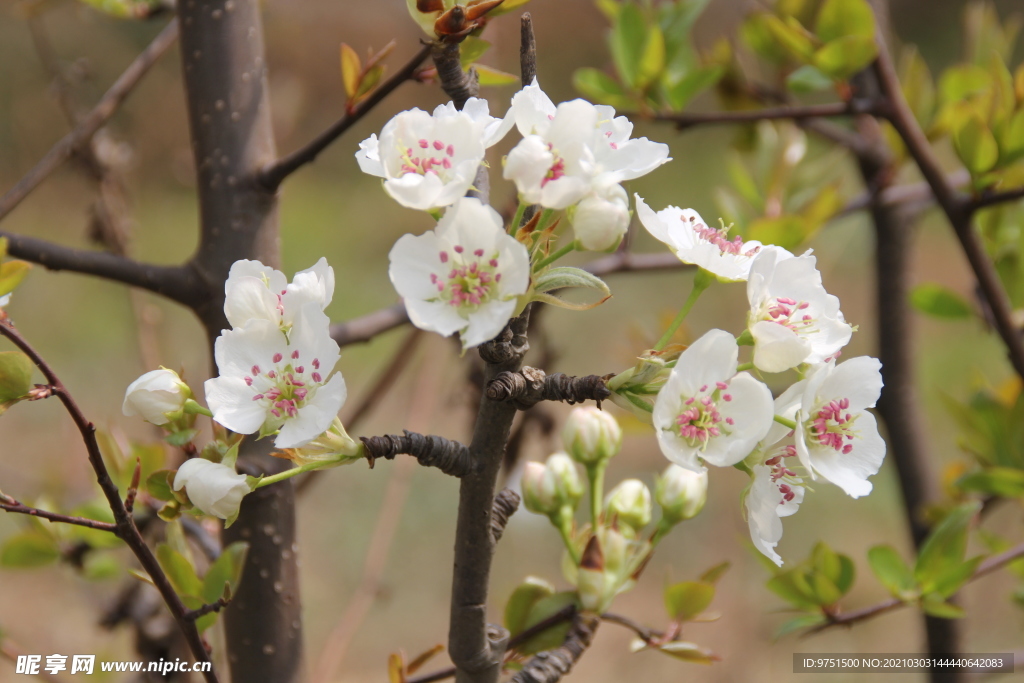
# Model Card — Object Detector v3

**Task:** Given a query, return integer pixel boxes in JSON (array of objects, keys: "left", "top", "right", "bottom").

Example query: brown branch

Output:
[
  {"left": 0, "top": 321, "right": 217, "bottom": 682},
  {"left": 489, "top": 488, "right": 520, "bottom": 543},
  {"left": 872, "top": 41, "right": 1024, "bottom": 378},
  {"left": 599, "top": 612, "right": 662, "bottom": 644},
  {"left": 806, "top": 540, "right": 1024, "bottom": 636},
  {"left": 0, "top": 231, "right": 204, "bottom": 305},
  {"left": 969, "top": 185, "right": 1024, "bottom": 213},
  {"left": 330, "top": 303, "right": 410, "bottom": 347},
  {"left": 258, "top": 43, "right": 433, "bottom": 190},
  {"left": 184, "top": 596, "right": 230, "bottom": 621},
  {"left": 0, "top": 496, "right": 117, "bottom": 533},
  {"left": 647, "top": 101, "right": 878, "bottom": 131},
  {"left": 486, "top": 367, "right": 610, "bottom": 409},
  {"left": 361, "top": 431, "right": 475, "bottom": 477},
  {"left": 508, "top": 613, "right": 600, "bottom": 683},
  {"left": 0, "top": 20, "right": 179, "bottom": 223}
]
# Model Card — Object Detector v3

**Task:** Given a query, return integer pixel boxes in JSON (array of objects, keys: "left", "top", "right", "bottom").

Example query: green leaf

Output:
[
  {"left": 488, "top": 0, "right": 532, "bottom": 17},
  {"left": 931, "top": 556, "right": 983, "bottom": 598},
  {"left": 900, "top": 47, "right": 936, "bottom": 128},
  {"left": 637, "top": 23, "right": 666, "bottom": 90},
  {"left": 533, "top": 267, "right": 611, "bottom": 297},
  {"left": 0, "top": 260, "right": 31, "bottom": 297},
  {"left": 908, "top": 283, "right": 973, "bottom": 319},
  {"left": 740, "top": 13, "right": 790, "bottom": 64},
  {"left": 665, "top": 65, "right": 723, "bottom": 111},
  {"left": 815, "top": 0, "right": 875, "bottom": 43},
  {"left": 766, "top": 570, "right": 818, "bottom": 609},
  {"left": 166, "top": 428, "right": 200, "bottom": 448},
  {"left": 811, "top": 542, "right": 841, "bottom": 585},
  {"left": 920, "top": 594, "right": 965, "bottom": 619},
  {"left": 655, "top": 641, "right": 717, "bottom": 664},
  {"left": 340, "top": 43, "right": 361, "bottom": 99},
  {"left": 182, "top": 595, "right": 218, "bottom": 634},
  {"left": 593, "top": 0, "right": 620, "bottom": 22},
  {"left": 1000, "top": 109, "right": 1024, "bottom": 161},
  {"left": 573, "top": 68, "right": 634, "bottom": 110},
  {"left": 156, "top": 543, "right": 202, "bottom": 597},
  {"left": 67, "top": 502, "right": 119, "bottom": 549},
  {"left": 867, "top": 545, "right": 917, "bottom": 597},
  {"left": 146, "top": 470, "right": 176, "bottom": 502},
  {"left": 0, "top": 531, "right": 59, "bottom": 568},
  {"left": 475, "top": 65, "right": 519, "bottom": 87},
  {"left": 517, "top": 591, "right": 577, "bottom": 655},
  {"left": 202, "top": 541, "right": 249, "bottom": 604},
  {"left": 611, "top": 2, "right": 647, "bottom": 89},
  {"left": 355, "top": 65, "right": 385, "bottom": 100},
  {"left": 763, "top": 15, "right": 816, "bottom": 62},
  {"left": 699, "top": 561, "right": 730, "bottom": 584},
  {"left": 787, "top": 64, "right": 834, "bottom": 93},
  {"left": 460, "top": 37, "right": 491, "bottom": 68},
  {"left": 808, "top": 571, "right": 842, "bottom": 606},
  {"left": 664, "top": 581, "right": 715, "bottom": 621},
  {"left": 813, "top": 35, "right": 878, "bottom": 80},
  {"left": 954, "top": 116, "right": 1000, "bottom": 175},
  {"left": 775, "top": 613, "right": 827, "bottom": 638},
  {"left": 747, "top": 215, "right": 808, "bottom": 251},
  {"left": 956, "top": 467, "right": 1024, "bottom": 497},
  {"left": 914, "top": 502, "right": 980, "bottom": 591},
  {"left": 834, "top": 555, "right": 856, "bottom": 595},
  {"left": 504, "top": 577, "right": 555, "bottom": 637},
  {"left": 938, "top": 64, "right": 992, "bottom": 104},
  {"left": 0, "top": 351, "right": 32, "bottom": 403},
  {"left": 83, "top": 553, "right": 122, "bottom": 581}
]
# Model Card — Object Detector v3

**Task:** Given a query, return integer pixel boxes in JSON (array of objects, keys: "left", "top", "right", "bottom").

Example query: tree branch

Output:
[
  {"left": 0, "top": 321, "right": 217, "bottom": 682},
  {"left": 486, "top": 367, "right": 610, "bottom": 409},
  {"left": 0, "top": 20, "right": 179, "bottom": 223},
  {"left": 360, "top": 431, "right": 476, "bottom": 477},
  {"left": 258, "top": 43, "right": 433, "bottom": 190},
  {"left": 806, "top": 540, "right": 1024, "bottom": 635},
  {"left": 872, "top": 41, "right": 1024, "bottom": 378},
  {"left": 330, "top": 302, "right": 410, "bottom": 347},
  {"left": 0, "top": 495, "right": 118, "bottom": 533},
  {"left": 508, "top": 613, "right": 600, "bottom": 683},
  {"left": 0, "top": 231, "right": 205, "bottom": 305},
  {"left": 489, "top": 488, "right": 520, "bottom": 543},
  {"left": 647, "top": 101, "right": 878, "bottom": 131},
  {"left": 969, "top": 185, "right": 1024, "bottom": 213}
]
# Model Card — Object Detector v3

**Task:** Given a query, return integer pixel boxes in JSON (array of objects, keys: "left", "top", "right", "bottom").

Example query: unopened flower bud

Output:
[
  {"left": 122, "top": 368, "right": 191, "bottom": 426},
  {"left": 522, "top": 453, "right": 584, "bottom": 519},
  {"left": 277, "top": 418, "right": 363, "bottom": 468},
  {"left": 569, "top": 184, "right": 630, "bottom": 252},
  {"left": 173, "top": 459, "right": 253, "bottom": 524},
  {"left": 656, "top": 465, "right": 708, "bottom": 525},
  {"left": 604, "top": 479, "right": 652, "bottom": 531},
  {"left": 562, "top": 406, "right": 622, "bottom": 466}
]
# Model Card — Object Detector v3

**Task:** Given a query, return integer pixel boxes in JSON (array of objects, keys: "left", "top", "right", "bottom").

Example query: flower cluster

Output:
[{"left": 357, "top": 79, "right": 670, "bottom": 349}]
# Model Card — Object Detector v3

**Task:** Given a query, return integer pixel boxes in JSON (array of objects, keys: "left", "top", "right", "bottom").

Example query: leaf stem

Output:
[
  {"left": 653, "top": 270, "right": 712, "bottom": 351},
  {"left": 534, "top": 242, "right": 576, "bottom": 272}
]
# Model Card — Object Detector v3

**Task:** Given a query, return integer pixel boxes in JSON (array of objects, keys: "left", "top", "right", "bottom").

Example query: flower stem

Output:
[
  {"left": 557, "top": 514, "right": 581, "bottom": 565},
  {"left": 587, "top": 462, "right": 607, "bottom": 534},
  {"left": 653, "top": 269, "right": 713, "bottom": 352},
  {"left": 773, "top": 415, "right": 797, "bottom": 430},
  {"left": 509, "top": 200, "right": 527, "bottom": 235},
  {"left": 649, "top": 518, "right": 674, "bottom": 547},
  {"left": 534, "top": 241, "right": 576, "bottom": 271},
  {"left": 254, "top": 461, "right": 324, "bottom": 488},
  {"left": 736, "top": 362, "right": 754, "bottom": 372},
  {"left": 183, "top": 399, "right": 213, "bottom": 417}
]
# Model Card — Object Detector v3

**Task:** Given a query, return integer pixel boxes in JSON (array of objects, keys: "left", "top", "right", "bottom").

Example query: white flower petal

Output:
[
  {"left": 204, "top": 375, "right": 268, "bottom": 435},
  {"left": 275, "top": 372, "right": 347, "bottom": 448},
  {"left": 751, "top": 320, "right": 812, "bottom": 373}
]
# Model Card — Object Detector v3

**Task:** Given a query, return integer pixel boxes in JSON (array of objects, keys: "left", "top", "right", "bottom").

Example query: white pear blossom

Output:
[
  {"left": 653, "top": 329, "right": 774, "bottom": 471},
  {"left": 224, "top": 258, "right": 334, "bottom": 332},
  {"left": 356, "top": 98, "right": 513, "bottom": 211},
  {"left": 774, "top": 357, "right": 886, "bottom": 498},
  {"left": 746, "top": 461, "right": 805, "bottom": 566},
  {"left": 656, "top": 465, "right": 708, "bottom": 523},
  {"left": 636, "top": 195, "right": 764, "bottom": 281},
  {"left": 604, "top": 479, "right": 653, "bottom": 530},
  {"left": 747, "top": 248, "right": 852, "bottom": 373},
  {"left": 122, "top": 368, "right": 191, "bottom": 426},
  {"left": 204, "top": 305, "right": 347, "bottom": 448},
  {"left": 388, "top": 197, "right": 530, "bottom": 349},
  {"left": 569, "top": 182, "right": 631, "bottom": 252},
  {"left": 503, "top": 79, "right": 669, "bottom": 209},
  {"left": 173, "top": 458, "right": 252, "bottom": 522},
  {"left": 562, "top": 405, "right": 622, "bottom": 465}
]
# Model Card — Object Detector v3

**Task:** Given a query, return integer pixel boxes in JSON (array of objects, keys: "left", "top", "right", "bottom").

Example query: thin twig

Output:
[
  {"left": 184, "top": 596, "right": 230, "bottom": 621},
  {"left": 647, "top": 101, "right": 876, "bottom": 130},
  {"left": 0, "top": 20, "right": 179, "bottom": 222},
  {"left": 969, "top": 185, "right": 1024, "bottom": 213},
  {"left": 0, "top": 496, "right": 117, "bottom": 533},
  {"left": 806, "top": 539, "right": 1024, "bottom": 635},
  {"left": 872, "top": 41, "right": 1024, "bottom": 378},
  {"left": 0, "top": 321, "right": 217, "bottom": 682},
  {"left": 259, "top": 43, "right": 433, "bottom": 190}
]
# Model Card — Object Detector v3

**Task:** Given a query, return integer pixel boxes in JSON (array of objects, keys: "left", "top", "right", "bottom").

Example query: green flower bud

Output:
[
  {"left": 604, "top": 479, "right": 652, "bottom": 531},
  {"left": 655, "top": 465, "right": 708, "bottom": 525},
  {"left": 562, "top": 406, "right": 622, "bottom": 465}
]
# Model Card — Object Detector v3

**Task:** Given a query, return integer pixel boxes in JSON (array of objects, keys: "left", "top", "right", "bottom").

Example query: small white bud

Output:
[
  {"left": 604, "top": 479, "right": 652, "bottom": 531},
  {"left": 656, "top": 465, "right": 708, "bottom": 525},
  {"left": 122, "top": 368, "right": 191, "bottom": 426},
  {"left": 562, "top": 406, "right": 622, "bottom": 466}
]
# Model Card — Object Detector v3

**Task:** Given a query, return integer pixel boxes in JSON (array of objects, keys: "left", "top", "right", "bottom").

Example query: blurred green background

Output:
[{"left": 1, "top": 0, "right": 1023, "bottom": 681}]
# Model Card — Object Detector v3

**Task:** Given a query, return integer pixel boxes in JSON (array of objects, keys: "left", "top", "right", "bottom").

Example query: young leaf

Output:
[
  {"left": 920, "top": 594, "right": 966, "bottom": 619},
  {"left": 156, "top": 543, "right": 203, "bottom": 597},
  {"left": 787, "top": 64, "right": 834, "bottom": 93},
  {"left": 665, "top": 65, "right": 723, "bottom": 111},
  {"left": 637, "top": 23, "right": 666, "bottom": 90},
  {"left": 0, "top": 351, "right": 33, "bottom": 403},
  {"left": 664, "top": 581, "right": 715, "bottom": 621},
  {"left": 0, "top": 531, "right": 60, "bottom": 568},
  {"left": 533, "top": 267, "right": 611, "bottom": 296},
  {"left": 611, "top": 2, "right": 647, "bottom": 89},
  {"left": 956, "top": 467, "right": 1024, "bottom": 497},
  {"left": 813, "top": 35, "right": 878, "bottom": 80},
  {"left": 654, "top": 641, "right": 718, "bottom": 664},
  {"left": 954, "top": 116, "right": 999, "bottom": 175},
  {"left": 699, "top": 561, "right": 730, "bottom": 584},
  {"left": 867, "top": 544, "right": 917, "bottom": 598},
  {"left": 202, "top": 541, "right": 250, "bottom": 604},
  {"left": 0, "top": 260, "right": 31, "bottom": 297},
  {"left": 475, "top": 65, "right": 519, "bottom": 87},
  {"left": 775, "top": 613, "right": 827, "bottom": 638},
  {"left": 340, "top": 43, "right": 361, "bottom": 100},
  {"left": 909, "top": 283, "right": 973, "bottom": 319},
  {"left": 815, "top": 0, "right": 875, "bottom": 43},
  {"left": 574, "top": 68, "right": 634, "bottom": 110},
  {"left": 914, "top": 502, "right": 980, "bottom": 591},
  {"left": 930, "top": 556, "right": 983, "bottom": 598},
  {"left": 460, "top": 36, "right": 492, "bottom": 68},
  {"left": 504, "top": 576, "right": 555, "bottom": 637},
  {"left": 516, "top": 591, "right": 577, "bottom": 655}
]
